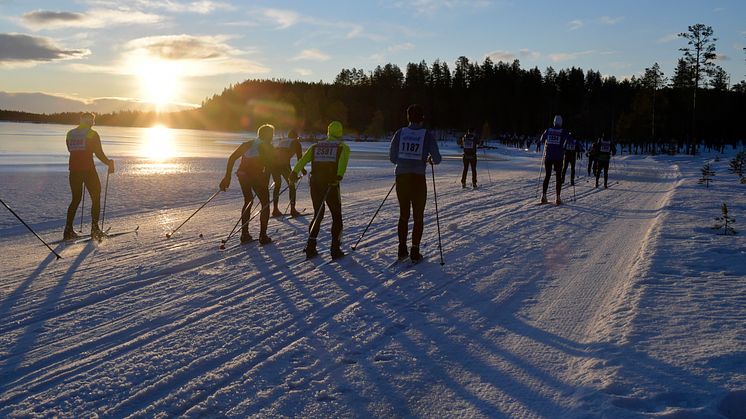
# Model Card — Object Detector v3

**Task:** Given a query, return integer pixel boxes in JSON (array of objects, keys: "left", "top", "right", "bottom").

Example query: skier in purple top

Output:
[{"left": 539, "top": 115, "right": 572, "bottom": 205}]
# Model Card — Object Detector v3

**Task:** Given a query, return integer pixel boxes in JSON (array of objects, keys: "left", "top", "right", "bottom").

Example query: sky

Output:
[{"left": 0, "top": 0, "right": 745, "bottom": 114}]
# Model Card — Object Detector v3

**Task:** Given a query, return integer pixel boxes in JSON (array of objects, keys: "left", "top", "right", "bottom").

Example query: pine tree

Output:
[
  {"left": 713, "top": 203, "right": 737, "bottom": 235},
  {"left": 729, "top": 151, "right": 746, "bottom": 182},
  {"left": 679, "top": 24, "right": 718, "bottom": 155},
  {"left": 698, "top": 162, "right": 715, "bottom": 187}
]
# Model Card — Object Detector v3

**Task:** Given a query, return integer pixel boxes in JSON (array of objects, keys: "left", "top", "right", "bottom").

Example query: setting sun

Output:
[{"left": 135, "top": 59, "right": 181, "bottom": 110}]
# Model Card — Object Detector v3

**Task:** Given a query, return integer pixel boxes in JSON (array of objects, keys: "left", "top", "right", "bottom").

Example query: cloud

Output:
[
  {"left": 519, "top": 48, "right": 541, "bottom": 60},
  {"left": 262, "top": 8, "right": 303, "bottom": 29},
  {"left": 20, "top": 8, "right": 162, "bottom": 30},
  {"left": 291, "top": 48, "right": 330, "bottom": 61},
  {"left": 0, "top": 91, "right": 196, "bottom": 113},
  {"left": 0, "top": 33, "right": 90, "bottom": 67},
  {"left": 568, "top": 19, "right": 583, "bottom": 31},
  {"left": 599, "top": 16, "right": 624, "bottom": 25},
  {"left": 83, "top": 0, "right": 234, "bottom": 14},
  {"left": 547, "top": 50, "right": 596, "bottom": 62},
  {"left": 390, "top": 0, "right": 492, "bottom": 16},
  {"left": 70, "top": 34, "right": 269, "bottom": 76},
  {"left": 487, "top": 50, "right": 515, "bottom": 62},
  {"left": 715, "top": 53, "right": 730, "bottom": 61},
  {"left": 294, "top": 68, "right": 312, "bottom": 76},
  {"left": 656, "top": 33, "right": 679, "bottom": 44},
  {"left": 388, "top": 43, "right": 415, "bottom": 52}
]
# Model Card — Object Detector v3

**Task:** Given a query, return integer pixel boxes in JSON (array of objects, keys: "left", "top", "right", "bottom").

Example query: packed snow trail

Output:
[{"left": 1, "top": 148, "right": 745, "bottom": 418}]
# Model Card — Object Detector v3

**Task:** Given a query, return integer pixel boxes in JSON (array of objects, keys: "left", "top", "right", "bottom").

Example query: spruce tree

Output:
[
  {"left": 713, "top": 203, "right": 737, "bottom": 235},
  {"left": 698, "top": 162, "right": 715, "bottom": 187}
]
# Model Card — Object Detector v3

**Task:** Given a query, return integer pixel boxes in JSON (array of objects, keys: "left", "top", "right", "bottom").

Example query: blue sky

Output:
[{"left": 1, "top": 0, "right": 744, "bottom": 113}]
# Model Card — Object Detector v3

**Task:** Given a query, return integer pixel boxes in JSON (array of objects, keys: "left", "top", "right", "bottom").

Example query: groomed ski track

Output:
[{"left": 1, "top": 151, "right": 744, "bottom": 418}]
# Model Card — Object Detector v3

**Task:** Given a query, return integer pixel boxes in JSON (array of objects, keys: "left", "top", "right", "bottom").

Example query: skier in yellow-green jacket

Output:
[{"left": 290, "top": 121, "right": 350, "bottom": 259}]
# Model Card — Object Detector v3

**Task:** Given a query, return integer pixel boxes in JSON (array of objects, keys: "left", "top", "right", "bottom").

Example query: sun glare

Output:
[
  {"left": 141, "top": 125, "right": 176, "bottom": 161},
  {"left": 136, "top": 59, "right": 181, "bottom": 110}
]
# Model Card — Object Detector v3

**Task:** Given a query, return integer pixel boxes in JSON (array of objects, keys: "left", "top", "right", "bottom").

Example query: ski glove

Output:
[
  {"left": 107, "top": 160, "right": 116, "bottom": 174},
  {"left": 219, "top": 176, "right": 230, "bottom": 191}
]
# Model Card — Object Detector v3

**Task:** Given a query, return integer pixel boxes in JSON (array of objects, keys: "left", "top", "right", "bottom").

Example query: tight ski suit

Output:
[
  {"left": 459, "top": 132, "right": 479, "bottom": 187},
  {"left": 271, "top": 137, "right": 302, "bottom": 212},
  {"left": 65, "top": 124, "right": 112, "bottom": 232},
  {"left": 540, "top": 127, "right": 571, "bottom": 197},
  {"left": 389, "top": 123, "right": 442, "bottom": 253},
  {"left": 594, "top": 139, "right": 616, "bottom": 187},
  {"left": 561, "top": 136, "right": 584, "bottom": 186},
  {"left": 223, "top": 139, "right": 274, "bottom": 239},
  {"left": 292, "top": 128, "right": 350, "bottom": 253}
]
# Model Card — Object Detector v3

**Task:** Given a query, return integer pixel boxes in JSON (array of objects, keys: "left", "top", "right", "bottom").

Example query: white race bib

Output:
[
  {"left": 314, "top": 142, "right": 339, "bottom": 162},
  {"left": 398, "top": 128, "right": 426, "bottom": 160},
  {"left": 546, "top": 134, "right": 561, "bottom": 145},
  {"left": 242, "top": 141, "right": 260, "bottom": 158},
  {"left": 463, "top": 140, "right": 474, "bottom": 149},
  {"left": 67, "top": 136, "right": 87, "bottom": 151},
  {"left": 600, "top": 142, "right": 611, "bottom": 153},
  {"left": 565, "top": 142, "right": 575, "bottom": 151}
]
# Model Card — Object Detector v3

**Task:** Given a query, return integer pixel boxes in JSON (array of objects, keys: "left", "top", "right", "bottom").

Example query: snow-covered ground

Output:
[{"left": 1, "top": 127, "right": 745, "bottom": 417}]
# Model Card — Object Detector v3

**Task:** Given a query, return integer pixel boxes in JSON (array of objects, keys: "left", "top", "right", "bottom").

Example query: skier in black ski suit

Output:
[{"left": 458, "top": 128, "right": 480, "bottom": 188}]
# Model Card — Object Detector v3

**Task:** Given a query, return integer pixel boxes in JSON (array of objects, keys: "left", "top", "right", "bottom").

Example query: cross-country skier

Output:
[
  {"left": 594, "top": 135, "right": 617, "bottom": 188},
  {"left": 539, "top": 115, "right": 571, "bottom": 205},
  {"left": 587, "top": 139, "right": 598, "bottom": 177},
  {"left": 290, "top": 121, "right": 350, "bottom": 259},
  {"left": 389, "top": 104, "right": 442, "bottom": 262},
  {"left": 219, "top": 124, "right": 275, "bottom": 245},
  {"left": 561, "top": 133, "right": 584, "bottom": 186},
  {"left": 458, "top": 128, "right": 480, "bottom": 188},
  {"left": 271, "top": 129, "right": 304, "bottom": 217},
  {"left": 63, "top": 112, "right": 115, "bottom": 241}
]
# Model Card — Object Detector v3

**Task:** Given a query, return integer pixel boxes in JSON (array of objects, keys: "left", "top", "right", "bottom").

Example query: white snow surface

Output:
[{"left": 1, "top": 136, "right": 746, "bottom": 418}]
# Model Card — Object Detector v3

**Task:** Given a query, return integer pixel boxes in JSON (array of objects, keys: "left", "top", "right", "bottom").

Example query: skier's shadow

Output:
[{"left": 0, "top": 242, "right": 95, "bottom": 391}]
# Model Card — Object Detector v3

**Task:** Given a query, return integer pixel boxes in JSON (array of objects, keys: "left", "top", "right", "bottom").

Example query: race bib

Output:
[
  {"left": 242, "top": 141, "right": 260, "bottom": 158},
  {"left": 600, "top": 142, "right": 611, "bottom": 153},
  {"left": 463, "top": 140, "right": 474, "bottom": 149},
  {"left": 398, "top": 128, "right": 426, "bottom": 160},
  {"left": 565, "top": 142, "right": 575, "bottom": 151},
  {"left": 314, "top": 142, "right": 339, "bottom": 162},
  {"left": 67, "top": 136, "right": 87, "bottom": 151},
  {"left": 546, "top": 134, "right": 561, "bottom": 145}
]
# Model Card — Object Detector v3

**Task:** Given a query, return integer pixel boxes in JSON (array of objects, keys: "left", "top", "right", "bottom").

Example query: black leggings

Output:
[
  {"left": 238, "top": 172, "right": 270, "bottom": 236},
  {"left": 66, "top": 170, "right": 101, "bottom": 228},
  {"left": 309, "top": 181, "right": 343, "bottom": 247},
  {"left": 461, "top": 157, "right": 477, "bottom": 184},
  {"left": 396, "top": 173, "right": 426, "bottom": 248},
  {"left": 271, "top": 165, "right": 296, "bottom": 208},
  {"left": 562, "top": 154, "right": 576, "bottom": 185},
  {"left": 542, "top": 160, "right": 562, "bottom": 196},
  {"left": 595, "top": 160, "right": 610, "bottom": 186}
]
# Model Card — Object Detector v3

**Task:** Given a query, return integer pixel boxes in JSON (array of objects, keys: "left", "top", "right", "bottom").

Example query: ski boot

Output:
[
  {"left": 331, "top": 246, "right": 345, "bottom": 260},
  {"left": 410, "top": 246, "right": 423, "bottom": 263},
  {"left": 472, "top": 182, "right": 477, "bottom": 189},
  {"left": 304, "top": 238, "right": 318, "bottom": 258},
  {"left": 63, "top": 225, "right": 79, "bottom": 241},
  {"left": 290, "top": 206, "right": 302, "bottom": 217},
  {"left": 397, "top": 243, "right": 409, "bottom": 260},
  {"left": 240, "top": 231, "right": 253, "bottom": 244},
  {"left": 91, "top": 224, "right": 108, "bottom": 241},
  {"left": 540, "top": 194, "right": 548, "bottom": 204},
  {"left": 461, "top": 182, "right": 466, "bottom": 189},
  {"left": 259, "top": 234, "right": 272, "bottom": 245},
  {"left": 555, "top": 195, "right": 562, "bottom": 205},
  {"left": 271, "top": 207, "right": 283, "bottom": 217}
]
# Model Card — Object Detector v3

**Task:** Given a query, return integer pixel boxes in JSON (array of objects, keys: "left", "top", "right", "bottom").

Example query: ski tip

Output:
[
  {"left": 165, "top": 233, "right": 172, "bottom": 239},
  {"left": 219, "top": 244, "right": 226, "bottom": 250}
]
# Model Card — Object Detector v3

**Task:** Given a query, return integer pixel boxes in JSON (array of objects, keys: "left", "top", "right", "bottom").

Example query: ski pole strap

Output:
[
  {"left": 1, "top": 198, "right": 62, "bottom": 259},
  {"left": 352, "top": 181, "right": 395, "bottom": 250}
]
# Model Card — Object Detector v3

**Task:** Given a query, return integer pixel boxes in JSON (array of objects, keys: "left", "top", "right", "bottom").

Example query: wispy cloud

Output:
[
  {"left": 599, "top": 15, "right": 624, "bottom": 25},
  {"left": 83, "top": 0, "right": 234, "bottom": 14},
  {"left": 294, "top": 68, "right": 312, "bottom": 76},
  {"left": 70, "top": 34, "right": 268, "bottom": 76},
  {"left": 568, "top": 19, "right": 583, "bottom": 31},
  {"left": 261, "top": 8, "right": 302, "bottom": 29},
  {"left": 259, "top": 8, "right": 384, "bottom": 42},
  {"left": 0, "top": 33, "right": 90, "bottom": 68},
  {"left": 656, "top": 33, "right": 679, "bottom": 44},
  {"left": 389, "top": 0, "right": 492, "bottom": 16},
  {"left": 388, "top": 43, "right": 415, "bottom": 52},
  {"left": 487, "top": 50, "right": 515, "bottom": 62},
  {"left": 715, "top": 53, "right": 730, "bottom": 61},
  {"left": 548, "top": 49, "right": 596, "bottom": 62},
  {"left": 291, "top": 48, "right": 330, "bottom": 61},
  {"left": 519, "top": 48, "right": 541, "bottom": 60},
  {"left": 20, "top": 8, "right": 162, "bottom": 30}
]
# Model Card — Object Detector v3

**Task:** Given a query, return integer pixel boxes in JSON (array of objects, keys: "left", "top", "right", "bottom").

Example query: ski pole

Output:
[
  {"left": 166, "top": 189, "right": 220, "bottom": 238},
  {"left": 1, "top": 198, "right": 62, "bottom": 259},
  {"left": 351, "top": 181, "right": 396, "bottom": 251},
  {"left": 220, "top": 180, "right": 279, "bottom": 247},
  {"left": 221, "top": 196, "right": 255, "bottom": 245},
  {"left": 535, "top": 153, "right": 545, "bottom": 198},
  {"left": 101, "top": 170, "right": 110, "bottom": 230},
  {"left": 79, "top": 187, "right": 85, "bottom": 233},
  {"left": 482, "top": 147, "right": 492, "bottom": 185},
  {"left": 430, "top": 161, "right": 445, "bottom": 266},
  {"left": 306, "top": 185, "right": 332, "bottom": 243},
  {"left": 573, "top": 183, "right": 576, "bottom": 202}
]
